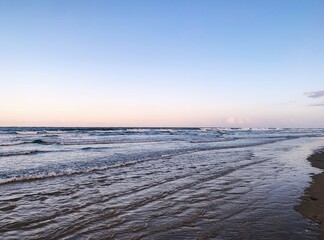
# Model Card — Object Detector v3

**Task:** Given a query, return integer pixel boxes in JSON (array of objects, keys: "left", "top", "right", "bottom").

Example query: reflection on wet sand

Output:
[{"left": 295, "top": 150, "right": 324, "bottom": 239}]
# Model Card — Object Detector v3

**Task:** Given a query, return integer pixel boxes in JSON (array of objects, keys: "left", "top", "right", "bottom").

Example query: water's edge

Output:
[{"left": 295, "top": 148, "right": 324, "bottom": 239}]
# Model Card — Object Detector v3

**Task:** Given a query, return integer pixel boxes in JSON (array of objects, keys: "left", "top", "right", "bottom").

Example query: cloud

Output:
[
  {"left": 226, "top": 117, "right": 236, "bottom": 124},
  {"left": 308, "top": 102, "right": 324, "bottom": 107},
  {"left": 304, "top": 90, "right": 324, "bottom": 98},
  {"left": 225, "top": 116, "right": 252, "bottom": 125}
]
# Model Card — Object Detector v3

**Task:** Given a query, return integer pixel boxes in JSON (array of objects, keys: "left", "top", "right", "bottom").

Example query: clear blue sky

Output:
[{"left": 0, "top": 0, "right": 323, "bottom": 127}]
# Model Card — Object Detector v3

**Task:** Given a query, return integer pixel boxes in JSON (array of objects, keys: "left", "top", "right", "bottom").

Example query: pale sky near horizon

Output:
[{"left": 0, "top": 0, "right": 323, "bottom": 128}]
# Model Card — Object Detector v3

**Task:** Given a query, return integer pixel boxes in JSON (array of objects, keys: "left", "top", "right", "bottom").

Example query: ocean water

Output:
[{"left": 0, "top": 127, "right": 324, "bottom": 239}]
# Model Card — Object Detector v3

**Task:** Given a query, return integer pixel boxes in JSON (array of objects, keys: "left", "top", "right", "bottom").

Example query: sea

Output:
[{"left": 0, "top": 127, "right": 324, "bottom": 239}]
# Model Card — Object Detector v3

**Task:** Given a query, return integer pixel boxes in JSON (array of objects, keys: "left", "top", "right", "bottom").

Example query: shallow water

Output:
[{"left": 0, "top": 127, "right": 324, "bottom": 239}]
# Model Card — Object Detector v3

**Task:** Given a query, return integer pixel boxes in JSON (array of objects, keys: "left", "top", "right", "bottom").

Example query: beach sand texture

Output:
[{"left": 295, "top": 150, "right": 324, "bottom": 239}]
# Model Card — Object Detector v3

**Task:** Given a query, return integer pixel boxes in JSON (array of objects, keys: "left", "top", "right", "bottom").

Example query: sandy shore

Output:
[{"left": 295, "top": 149, "right": 324, "bottom": 239}]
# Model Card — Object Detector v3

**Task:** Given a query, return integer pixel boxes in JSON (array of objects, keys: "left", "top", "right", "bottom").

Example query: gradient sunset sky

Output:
[{"left": 0, "top": 0, "right": 323, "bottom": 127}]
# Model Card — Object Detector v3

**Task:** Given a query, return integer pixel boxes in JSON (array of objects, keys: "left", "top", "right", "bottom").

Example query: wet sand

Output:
[{"left": 295, "top": 149, "right": 324, "bottom": 238}]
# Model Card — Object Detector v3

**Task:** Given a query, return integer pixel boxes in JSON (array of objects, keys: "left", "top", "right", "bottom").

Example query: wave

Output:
[
  {"left": 0, "top": 136, "right": 300, "bottom": 185},
  {"left": 0, "top": 150, "right": 49, "bottom": 157},
  {"left": 32, "top": 139, "right": 51, "bottom": 144},
  {"left": 15, "top": 131, "right": 38, "bottom": 135},
  {"left": 0, "top": 138, "right": 183, "bottom": 147},
  {"left": 0, "top": 160, "right": 143, "bottom": 185},
  {"left": 0, "top": 171, "right": 79, "bottom": 185},
  {"left": 81, "top": 146, "right": 111, "bottom": 151},
  {"left": 60, "top": 139, "right": 177, "bottom": 145},
  {"left": 0, "top": 141, "right": 26, "bottom": 146},
  {"left": 1, "top": 130, "right": 321, "bottom": 148},
  {"left": 0, "top": 139, "right": 52, "bottom": 146}
]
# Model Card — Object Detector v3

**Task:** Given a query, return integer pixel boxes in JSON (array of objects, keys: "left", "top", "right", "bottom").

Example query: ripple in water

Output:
[{"left": 0, "top": 127, "right": 323, "bottom": 239}]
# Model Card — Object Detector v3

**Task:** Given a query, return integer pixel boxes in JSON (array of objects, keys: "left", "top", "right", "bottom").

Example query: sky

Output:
[{"left": 0, "top": 0, "right": 323, "bottom": 128}]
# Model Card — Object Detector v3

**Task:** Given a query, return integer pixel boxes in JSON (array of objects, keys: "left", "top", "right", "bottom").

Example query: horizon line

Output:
[{"left": 0, "top": 126, "right": 322, "bottom": 129}]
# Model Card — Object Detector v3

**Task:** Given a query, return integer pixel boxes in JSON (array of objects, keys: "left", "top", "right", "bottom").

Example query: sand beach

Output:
[{"left": 295, "top": 150, "right": 324, "bottom": 239}]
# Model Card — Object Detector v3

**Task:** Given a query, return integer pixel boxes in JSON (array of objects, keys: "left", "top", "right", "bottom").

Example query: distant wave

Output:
[
  {"left": 60, "top": 139, "right": 178, "bottom": 145},
  {"left": 0, "top": 150, "right": 49, "bottom": 157},
  {"left": 15, "top": 131, "right": 38, "bottom": 135},
  {"left": 31, "top": 139, "right": 51, "bottom": 144},
  {"left": 0, "top": 141, "right": 26, "bottom": 146},
  {"left": 0, "top": 139, "right": 52, "bottom": 146},
  {"left": 81, "top": 146, "right": 112, "bottom": 151},
  {"left": 1, "top": 129, "right": 321, "bottom": 148},
  {"left": 0, "top": 138, "right": 182, "bottom": 147}
]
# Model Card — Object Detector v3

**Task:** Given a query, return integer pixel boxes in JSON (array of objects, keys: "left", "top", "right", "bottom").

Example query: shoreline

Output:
[{"left": 295, "top": 149, "right": 324, "bottom": 238}]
